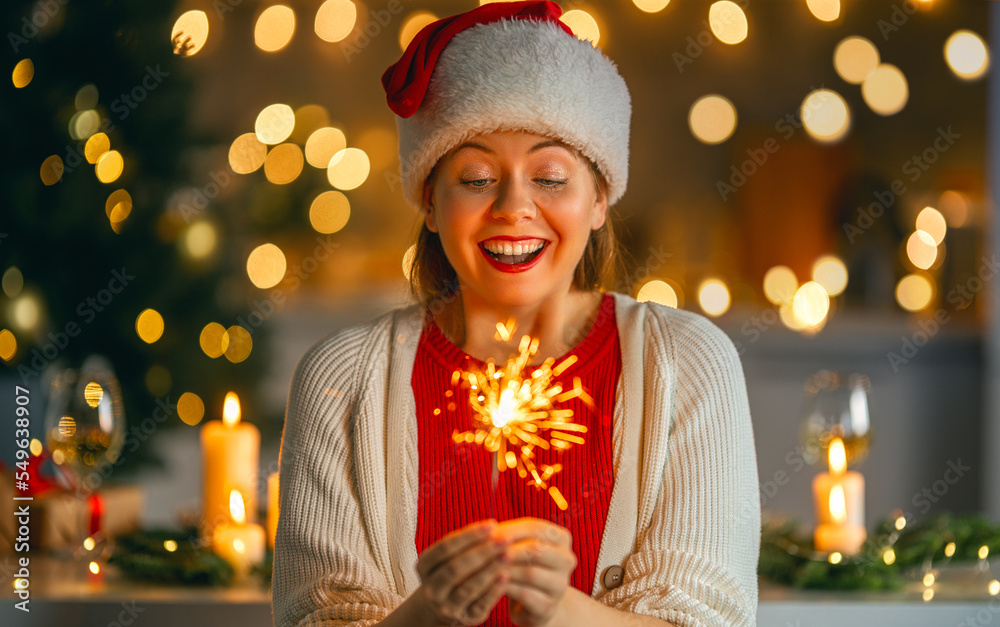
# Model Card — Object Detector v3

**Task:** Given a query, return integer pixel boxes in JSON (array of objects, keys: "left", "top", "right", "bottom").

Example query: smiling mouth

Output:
[{"left": 479, "top": 242, "right": 547, "bottom": 265}]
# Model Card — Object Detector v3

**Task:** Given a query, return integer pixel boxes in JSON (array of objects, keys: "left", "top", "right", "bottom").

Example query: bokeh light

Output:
[
  {"left": 688, "top": 95, "right": 737, "bottom": 144},
  {"left": 309, "top": 191, "right": 351, "bottom": 234},
  {"left": 84, "top": 382, "right": 104, "bottom": 408},
  {"left": 3, "top": 267, "right": 24, "bottom": 298},
  {"left": 85, "top": 133, "right": 110, "bottom": 164},
  {"left": 177, "top": 392, "right": 205, "bottom": 426},
  {"left": 792, "top": 282, "right": 830, "bottom": 327},
  {"left": 399, "top": 11, "right": 438, "bottom": 51},
  {"left": 862, "top": 64, "right": 908, "bottom": 115},
  {"left": 75, "top": 84, "right": 98, "bottom": 110},
  {"left": 633, "top": 0, "right": 670, "bottom": 12},
  {"left": 171, "top": 10, "right": 209, "bottom": 56},
  {"left": 229, "top": 133, "right": 267, "bottom": 174},
  {"left": 315, "top": 0, "right": 356, "bottom": 43},
  {"left": 96, "top": 150, "right": 124, "bottom": 183},
  {"left": 40, "top": 155, "right": 64, "bottom": 186},
  {"left": 224, "top": 326, "right": 253, "bottom": 363},
  {"left": 906, "top": 230, "right": 938, "bottom": 270},
  {"left": 763, "top": 266, "right": 798, "bottom": 305},
  {"left": 811, "top": 256, "right": 848, "bottom": 296},
  {"left": 801, "top": 89, "right": 850, "bottom": 143},
  {"left": 145, "top": 365, "right": 172, "bottom": 396},
  {"left": 834, "top": 36, "right": 879, "bottom": 84},
  {"left": 708, "top": 1, "right": 747, "bottom": 45},
  {"left": 561, "top": 10, "right": 600, "bottom": 45},
  {"left": 11, "top": 294, "right": 41, "bottom": 331},
  {"left": 264, "top": 143, "right": 304, "bottom": 184},
  {"left": 136, "top": 309, "right": 165, "bottom": 344},
  {"left": 944, "top": 29, "right": 989, "bottom": 80},
  {"left": 916, "top": 206, "right": 947, "bottom": 245},
  {"left": 698, "top": 279, "right": 731, "bottom": 316},
  {"left": 12, "top": 59, "right": 34, "bottom": 88},
  {"left": 246, "top": 243, "right": 287, "bottom": 289},
  {"left": 896, "top": 274, "right": 934, "bottom": 311},
  {"left": 305, "top": 127, "right": 347, "bottom": 168},
  {"left": 255, "top": 5, "right": 296, "bottom": 52},
  {"left": 200, "top": 322, "right": 230, "bottom": 358},
  {"left": 70, "top": 109, "right": 100, "bottom": 140},
  {"left": 636, "top": 279, "right": 679, "bottom": 308},
  {"left": 0, "top": 329, "right": 16, "bottom": 362},
  {"left": 938, "top": 190, "right": 969, "bottom": 227},
  {"left": 255, "top": 104, "right": 296, "bottom": 145},
  {"left": 183, "top": 221, "right": 218, "bottom": 260},
  {"left": 327, "top": 147, "right": 370, "bottom": 190},
  {"left": 106, "top": 189, "right": 133, "bottom": 226},
  {"left": 806, "top": 0, "right": 839, "bottom": 22}
]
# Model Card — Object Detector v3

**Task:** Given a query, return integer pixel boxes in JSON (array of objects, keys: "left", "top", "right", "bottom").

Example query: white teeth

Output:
[
  {"left": 504, "top": 243, "right": 514, "bottom": 256},
  {"left": 482, "top": 240, "right": 544, "bottom": 255},
  {"left": 513, "top": 244, "right": 523, "bottom": 256}
]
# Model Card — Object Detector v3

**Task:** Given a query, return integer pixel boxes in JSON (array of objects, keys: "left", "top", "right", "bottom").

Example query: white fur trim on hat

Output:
[{"left": 395, "top": 18, "right": 631, "bottom": 211}]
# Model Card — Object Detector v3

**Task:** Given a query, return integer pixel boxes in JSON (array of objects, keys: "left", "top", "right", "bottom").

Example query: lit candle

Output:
[
  {"left": 212, "top": 489, "right": 266, "bottom": 579},
  {"left": 813, "top": 438, "right": 866, "bottom": 555},
  {"left": 267, "top": 472, "right": 279, "bottom": 550},
  {"left": 201, "top": 392, "right": 260, "bottom": 541}
]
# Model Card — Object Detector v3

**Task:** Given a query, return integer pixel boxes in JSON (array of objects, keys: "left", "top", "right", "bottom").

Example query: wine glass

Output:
[
  {"left": 799, "top": 370, "right": 872, "bottom": 468},
  {"left": 43, "top": 355, "right": 126, "bottom": 556}
]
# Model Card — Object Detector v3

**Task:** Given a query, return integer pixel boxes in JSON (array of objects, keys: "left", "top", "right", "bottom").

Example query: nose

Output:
[{"left": 490, "top": 176, "right": 536, "bottom": 223}]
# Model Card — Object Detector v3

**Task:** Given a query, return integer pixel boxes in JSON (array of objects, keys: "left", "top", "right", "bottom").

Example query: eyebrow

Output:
[{"left": 452, "top": 139, "right": 571, "bottom": 156}]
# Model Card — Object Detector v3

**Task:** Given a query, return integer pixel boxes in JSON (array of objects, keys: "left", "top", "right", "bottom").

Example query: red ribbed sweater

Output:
[{"left": 412, "top": 292, "right": 621, "bottom": 626}]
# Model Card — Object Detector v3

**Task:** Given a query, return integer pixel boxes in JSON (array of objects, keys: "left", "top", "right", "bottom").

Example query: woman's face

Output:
[{"left": 424, "top": 130, "right": 607, "bottom": 308}]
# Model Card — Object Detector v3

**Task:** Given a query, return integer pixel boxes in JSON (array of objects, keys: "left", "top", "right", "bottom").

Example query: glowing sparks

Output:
[{"left": 450, "top": 333, "right": 593, "bottom": 510}]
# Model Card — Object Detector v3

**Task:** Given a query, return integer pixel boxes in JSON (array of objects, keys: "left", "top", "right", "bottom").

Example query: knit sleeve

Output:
[
  {"left": 271, "top": 327, "right": 405, "bottom": 627},
  {"left": 596, "top": 307, "right": 760, "bottom": 627}
]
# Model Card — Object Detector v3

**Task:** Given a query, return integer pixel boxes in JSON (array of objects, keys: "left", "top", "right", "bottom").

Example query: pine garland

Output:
[
  {"left": 108, "top": 528, "right": 234, "bottom": 586},
  {"left": 759, "top": 512, "right": 1000, "bottom": 590}
]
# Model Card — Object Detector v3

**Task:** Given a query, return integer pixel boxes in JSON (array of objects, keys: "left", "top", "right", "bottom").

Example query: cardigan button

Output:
[{"left": 602, "top": 565, "right": 624, "bottom": 590}]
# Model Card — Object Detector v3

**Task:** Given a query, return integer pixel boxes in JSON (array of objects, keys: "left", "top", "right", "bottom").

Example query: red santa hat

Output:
[{"left": 382, "top": 0, "right": 631, "bottom": 211}]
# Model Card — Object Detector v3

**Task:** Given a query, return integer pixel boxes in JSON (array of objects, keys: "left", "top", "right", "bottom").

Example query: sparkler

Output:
[{"left": 450, "top": 320, "right": 595, "bottom": 511}]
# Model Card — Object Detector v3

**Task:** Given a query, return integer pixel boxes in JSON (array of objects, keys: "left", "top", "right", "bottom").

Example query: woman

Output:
[{"left": 272, "top": 2, "right": 759, "bottom": 626}]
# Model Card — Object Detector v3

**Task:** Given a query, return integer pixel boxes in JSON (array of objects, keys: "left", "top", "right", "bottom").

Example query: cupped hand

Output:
[
  {"left": 415, "top": 519, "right": 511, "bottom": 626},
  {"left": 494, "top": 518, "right": 577, "bottom": 627}
]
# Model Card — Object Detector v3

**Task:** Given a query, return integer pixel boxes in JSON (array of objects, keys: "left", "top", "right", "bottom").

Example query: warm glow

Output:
[
  {"left": 58, "top": 416, "right": 76, "bottom": 439},
  {"left": 633, "top": 0, "right": 670, "bottom": 12},
  {"left": 246, "top": 243, "right": 287, "bottom": 289},
  {"left": 834, "top": 36, "right": 879, "bottom": 84},
  {"left": 85, "top": 133, "right": 110, "bottom": 164},
  {"left": 106, "top": 190, "right": 132, "bottom": 226},
  {"left": 923, "top": 572, "right": 936, "bottom": 587},
  {"left": 2, "top": 267, "right": 23, "bottom": 298},
  {"left": 862, "top": 64, "right": 908, "bottom": 115},
  {"left": 0, "top": 329, "right": 16, "bottom": 362},
  {"left": 895, "top": 516, "right": 907, "bottom": 530},
  {"left": 916, "top": 207, "right": 947, "bottom": 245},
  {"left": 172, "top": 10, "right": 209, "bottom": 56},
  {"left": 792, "top": 281, "right": 830, "bottom": 327},
  {"left": 763, "top": 266, "right": 798, "bottom": 306},
  {"left": 636, "top": 279, "right": 679, "bottom": 308},
  {"left": 989, "top": 580, "right": 1000, "bottom": 596},
  {"left": 399, "top": 12, "right": 438, "bottom": 51},
  {"left": 224, "top": 326, "right": 253, "bottom": 363},
  {"left": 906, "top": 230, "right": 938, "bottom": 270},
  {"left": 305, "top": 127, "right": 347, "bottom": 168},
  {"left": 896, "top": 274, "right": 934, "bottom": 311},
  {"left": 806, "top": 0, "right": 839, "bottom": 22},
  {"left": 688, "top": 95, "right": 737, "bottom": 144},
  {"left": 708, "top": 1, "right": 747, "bottom": 45},
  {"left": 801, "top": 89, "right": 850, "bottom": 143},
  {"left": 829, "top": 484, "right": 847, "bottom": 524},
  {"left": 263, "top": 143, "right": 304, "bottom": 184},
  {"left": 828, "top": 438, "right": 847, "bottom": 475},
  {"left": 96, "top": 150, "right": 124, "bottom": 183},
  {"left": 183, "top": 221, "right": 218, "bottom": 260},
  {"left": 164, "top": 540, "right": 178, "bottom": 552},
  {"left": 229, "top": 133, "right": 267, "bottom": 174},
  {"left": 944, "top": 30, "right": 989, "bottom": 80},
  {"left": 255, "top": 5, "right": 296, "bottom": 52},
  {"left": 70, "top": 109, "right": 100, "bottom": 140},
  {"left": 29, "top": 439, "right": 42, "bottom": 457},
  {"left": 223, "top": 392, "right": 241, "bottom": 427},
  {"left": 560, "top": 10, "right": 600, "bottom": 45},
  {"left": 229, "top": 489, "right": 247, "bottom": 524},
  {"left": 945, "top": 541, "right": 956, "bottom": 557},
  {"left": 83, "top": 537, "right": 96, "bottom": 551},
  {"left": 12, "top": 58, "right": 34, "bottom": 88},
  {"left": 938, "top": 190, "right": 969, "bottom": 228},
  {"left": 309, "top": 191, "right": 351, "bottom": 234},
  {"left": 76, "top": 84, "right": 98, "bottom": 110},
  {"left": 980, "top": 545, "right": 990, "bottom": 560},
  {"left": 40, "top": 155, "right": 64, "bottom": 186},
  {"left": 549, "top": 486, "right": 569, "bottom": 511},
  {"left": 883, "top": 548, "right": 896, "bottom": 565},
  {"left": 84, "top": 382, "right": 104, "bottom": 408},
  {"left": 698, "top": 279, "right": 730, "bottom": 317},
  {"left": 233, "top": 538, "right": 247, "bottom": 554},
  {"left": 89, "top": 562, "right": 100, "bottom": 575},
  {"left": 177, "top": 392, "right": 205, "bottom": 426},
  {"left": 327, "top": 147, "right": 370, "bottom": 190},
  {"left": 11, "top": 294, "right": 41, "bottom": 331},
  {"left": 315, "top": 0, "right": 356, "bottom": 43},
  {"left": 200, "top": 322, "right": 230, "bottom": 358},
  {"left": 136, "top": 309, "right": 165, "bottom": 344},
  {"left": 828, "top": 551, "right": 842, "bottom": 565},
  {"left": 923, "top": 588, "right": 934, "bottom": 602},
  {"left": 256, "top": 104, "right": 296, "bottom": 145},
  {"left": 812, "top": 256, "right": 848, "bottom": 296}
]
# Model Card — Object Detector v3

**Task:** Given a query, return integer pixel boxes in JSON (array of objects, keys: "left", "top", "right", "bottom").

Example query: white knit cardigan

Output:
[{"left": 271, "top": 291, "right": 760, "bottom": 627}]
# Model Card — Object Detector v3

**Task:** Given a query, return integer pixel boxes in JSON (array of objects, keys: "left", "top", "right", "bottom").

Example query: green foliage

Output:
[{"left": 108, "top": 527, "right": 234, "bottom": 586}]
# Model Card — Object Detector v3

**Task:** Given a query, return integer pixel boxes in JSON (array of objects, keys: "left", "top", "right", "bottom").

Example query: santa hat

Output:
[{"left": 381, "top": 0, "right": 631, "bottom": 211}]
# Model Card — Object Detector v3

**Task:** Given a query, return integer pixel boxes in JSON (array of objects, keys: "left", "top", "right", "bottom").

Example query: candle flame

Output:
[
  {"left": 828, "top": 437, "right": 846, "bottom": 475},
  {"left": 829, "top": 484, "right": 847, "bottom": 524},
  {"left": 452, "top": 333, "right": 593, "bottom": 508},
  {"left": 229, "top": 489, "right": 246, "bottom": 524},
  {"left": 223, "top": 392, "right": 241, "bottom": 427}
]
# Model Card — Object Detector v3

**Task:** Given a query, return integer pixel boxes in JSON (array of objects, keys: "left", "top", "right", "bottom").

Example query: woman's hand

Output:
[
  {"left": 414, "top": 519, "right": 511, "bottom": 626},
  {"left": 495, "top": 518, "right": 577, "bottom": 627}
]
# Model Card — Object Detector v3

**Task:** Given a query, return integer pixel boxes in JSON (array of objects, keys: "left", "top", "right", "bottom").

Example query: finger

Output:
[
  {"left": 505, "top": 539, "right": 577, "bottom": 572},
  {"left": 447, "top": 554, "right": 509, "bottom": 610},
  {"left": 505, "top": 564, "right": 566, "bottom": 597},
  {"left": 506, "top": 581, "right": 556, "bottom": 617},
  {"left": 458, "top": 567, "right": 509, "bottom": 624},
  {"left": 417, "top": 519, "right": 497, "bottom": 578},
  {"left": 495, "top": 518, "right": 572, "bottom": 547},
  {"left": 424, "top": 536, "right": 510, "bottom": 602}
]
